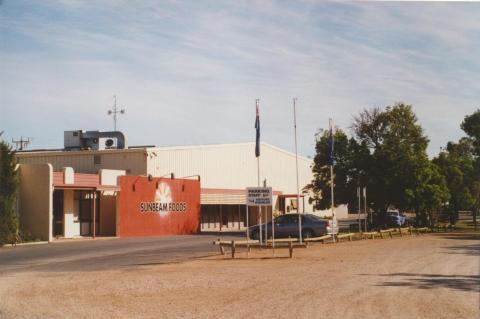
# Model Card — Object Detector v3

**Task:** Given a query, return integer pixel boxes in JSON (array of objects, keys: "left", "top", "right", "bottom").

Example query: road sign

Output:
[{"left": 246, "top": 187, "right": 272, "bottom": 206}]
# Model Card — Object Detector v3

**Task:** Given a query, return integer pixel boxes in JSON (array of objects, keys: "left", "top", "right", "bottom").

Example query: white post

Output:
[
  {"left": 246, "top": 205, "right": 249, "bottom": 242},
  {"left": 330, "top": 118, "right": 335, "bottom": 243},
  {"left": 264, "top": 179, "right": 268, "bottom": 243},
  {"left": 364, "top": 187, "right": 368, "bottom": 232},
  {"left": 265, "top": 206, "right": 268, "bottom": 243},
  {"left": 293, "top": 98, "right": 302, "bottom": 243},
  {"left": 259, "top": 207, "right": 262, "bottom": 244},
  {"left": 357, "top": 186, "right": 361, "bottom": 232},
  {"left": 272, "top": 206, "right": 275, "bottom": 253}
]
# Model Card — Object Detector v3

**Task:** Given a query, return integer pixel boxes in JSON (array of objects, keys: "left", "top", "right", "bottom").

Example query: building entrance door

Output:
[{"left": 52, "top": 190, "right": 64, "bottom": 237}]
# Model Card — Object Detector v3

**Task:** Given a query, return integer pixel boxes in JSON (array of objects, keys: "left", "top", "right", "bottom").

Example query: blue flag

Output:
[{"left": 255, "top": 104, "right": 260, "bottom": 157}]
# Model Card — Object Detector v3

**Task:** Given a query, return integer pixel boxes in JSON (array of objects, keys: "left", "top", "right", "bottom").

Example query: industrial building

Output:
[
  {"left": 17, "top": 163, "right": 201, "bottom": 242},
  {"left": 15, "top": 130, "right": 315, "bottom": 238}
]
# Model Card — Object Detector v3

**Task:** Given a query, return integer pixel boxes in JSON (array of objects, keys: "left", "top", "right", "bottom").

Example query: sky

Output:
[{"left": 1, "top": 0, "right": 479, "bottom": 158}]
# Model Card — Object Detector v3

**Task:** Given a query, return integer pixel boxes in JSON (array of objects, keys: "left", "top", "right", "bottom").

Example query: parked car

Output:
[
  {"left": 248, "top": 213, "right": 337, "bottom": 240},
  {"left": 387, "top": 211, "right": 407, "bottom": 227}
]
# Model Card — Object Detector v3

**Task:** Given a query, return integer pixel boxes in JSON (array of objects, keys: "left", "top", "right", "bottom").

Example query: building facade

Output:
[{"left": 16, "top": 142, "right": 314, "bottom": 232}]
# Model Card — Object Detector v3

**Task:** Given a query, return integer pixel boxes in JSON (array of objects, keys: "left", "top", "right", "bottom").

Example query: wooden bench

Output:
[
  {"left": 379, "top": 228, "right": 396, "bottom": 239},
  {"left": 336, "top": 233, "right": 354, "bottom": 242},
  {"left": 266, "top": 238, "right": 298, "bottom": 243},
  {"left": 361, "top": 231, "right": 379, "bottom": 239},
  {"left": 399, "top": 227, "right": 413, "bottom": 236},
  {"left": 212, "top": 239, "right": 306, "bottom": 258},
  {"left": 304, "top": 234, "right": 333, "bottom": 244},
  {"left": 415, "top": 227, "right": 430, "bottom": 235}
]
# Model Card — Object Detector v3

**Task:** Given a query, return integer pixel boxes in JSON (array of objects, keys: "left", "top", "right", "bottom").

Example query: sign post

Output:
[{"left": 246, "top": 187, "right": 273, "bottom": 246}]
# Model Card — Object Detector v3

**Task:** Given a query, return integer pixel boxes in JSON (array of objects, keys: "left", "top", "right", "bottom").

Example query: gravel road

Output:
[{"left": 0, "top": 232, "right": 478, "bottom": 319}]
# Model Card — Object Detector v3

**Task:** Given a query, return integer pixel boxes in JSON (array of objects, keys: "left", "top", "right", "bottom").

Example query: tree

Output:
[
  {"left": 409, "top": 160, "right": 450, "bottom": 227},
  {"left": 309, "top": 103, "right": 450, "bottom": 227},
  {"left": 0, "top": 140, "right": 19, "bottom": 245},
  {"left": 352, "top": 104, "right": 437, "bottom": 220},
  {"left": 461, "top": 109, "right": 480, "bottom": 156},
  {"left": 307, "top": 128, "right": 356, "bottom": 210},
  {"left": 433, "top": 138, "right": 475, "bottom": 223},
  {"left": 460, "top": 109, "right": 480, "bottom": 229}
]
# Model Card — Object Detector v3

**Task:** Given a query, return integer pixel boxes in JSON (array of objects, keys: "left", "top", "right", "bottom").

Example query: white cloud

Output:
[{"left": 1, "top": 0, "right": 479, "bottom": 157}]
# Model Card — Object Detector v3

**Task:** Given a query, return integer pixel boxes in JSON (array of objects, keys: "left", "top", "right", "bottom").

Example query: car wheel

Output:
[{"left": 302, "top": 229, "right": 314, "bottom": 239}]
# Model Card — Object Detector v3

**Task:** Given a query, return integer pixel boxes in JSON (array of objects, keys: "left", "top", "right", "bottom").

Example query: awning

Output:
[{"left": 52, "top": 172, "right": 120, "bottom": 191}]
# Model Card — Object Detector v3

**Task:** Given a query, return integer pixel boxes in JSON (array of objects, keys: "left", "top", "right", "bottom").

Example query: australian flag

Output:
[
  {"left": 327, "top": 123, "right": 334, "bottom": 166},
  {"left": 255, "top": 103, "right": 260, "bottom": 157}
]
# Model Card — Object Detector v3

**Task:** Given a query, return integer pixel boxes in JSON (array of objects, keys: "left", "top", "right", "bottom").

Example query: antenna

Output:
[
  {"left": 12, "top": 136, "right": 31, "bottom": 151},
  {"left": 107, "top": 95, "right": 125, "bottom": 131}
]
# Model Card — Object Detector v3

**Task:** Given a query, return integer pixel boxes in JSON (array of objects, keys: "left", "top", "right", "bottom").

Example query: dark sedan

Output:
[{"left": 248, "top": 213, "right": 335, "bottom": 240}]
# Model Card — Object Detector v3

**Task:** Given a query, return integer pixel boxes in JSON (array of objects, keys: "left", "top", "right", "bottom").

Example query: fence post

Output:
[
  {"left": 289, "top": 241, "right": 293, "bottom": 258},
  {"left": 231, "top": 240, "right": 236, "bottom": 259}
]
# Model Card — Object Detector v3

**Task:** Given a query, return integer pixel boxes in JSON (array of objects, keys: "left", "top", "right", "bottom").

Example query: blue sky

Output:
[{"left": 1, "top": 0, "right": 479, "bottom": 157}]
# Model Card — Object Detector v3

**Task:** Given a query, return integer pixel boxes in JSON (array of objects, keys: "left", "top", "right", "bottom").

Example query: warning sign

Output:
[{"left": 246, "top": 187, "right": 273, "bottom": 206}]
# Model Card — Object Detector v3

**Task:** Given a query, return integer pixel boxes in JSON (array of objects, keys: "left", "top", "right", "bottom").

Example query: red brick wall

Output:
[{"left": 117, "top": 176, "right": 200, "bottom": 237}]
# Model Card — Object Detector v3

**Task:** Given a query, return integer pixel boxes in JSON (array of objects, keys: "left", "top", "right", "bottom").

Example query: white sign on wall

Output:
[{"left": 246, "top": 187, "right": 273, "bottom": 206}]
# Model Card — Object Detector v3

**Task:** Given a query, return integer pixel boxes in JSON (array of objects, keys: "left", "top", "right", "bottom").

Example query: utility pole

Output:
[
  {"left": 108, "top": 95, "right": 125, "bottom": 131},
  {"left": 11, "top": 137, "right": 31, "bottom": 151}
]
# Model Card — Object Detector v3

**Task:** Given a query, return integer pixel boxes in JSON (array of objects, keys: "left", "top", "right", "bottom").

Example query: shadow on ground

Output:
[
  {"left": 433, "top": 232, "right": 480, "bottom": 241},
  {"left": 370, "top": 273, "right": 480, "bottom": 292},
  {"left": 442, "top": 244, "right": 480, "bottom": 257}
]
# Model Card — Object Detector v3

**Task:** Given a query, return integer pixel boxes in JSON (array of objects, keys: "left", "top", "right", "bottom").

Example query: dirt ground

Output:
[{"left": 0, "top": 232, "right": 478, "bottom": 319}]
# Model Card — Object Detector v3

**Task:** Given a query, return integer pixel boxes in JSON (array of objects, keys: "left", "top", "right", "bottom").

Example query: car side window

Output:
[
  {"left": 290, "top": 215, "right": 299, "bottom": 224},
  {"left": 275, "top": 215, "right": 287, "bottom": 224}
]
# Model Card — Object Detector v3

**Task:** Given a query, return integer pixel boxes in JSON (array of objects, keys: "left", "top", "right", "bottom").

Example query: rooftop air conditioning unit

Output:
[
  {"left": 98, "top": 137, "right": 118, "bottom": 150},
  {"left": 64, "top": 130, "right": 127, "bottom": 151}
]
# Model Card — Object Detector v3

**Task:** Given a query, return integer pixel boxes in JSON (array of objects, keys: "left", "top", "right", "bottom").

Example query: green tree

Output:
[
  {"left": 460, "top": 109, "right": 480, "bottom": 229},
  {"left": 309, "top": 103, "right": 450, "bottom": 227},
  {"left": 461, "top": 109, "right": 480, "bottom": 156},
  {"left": 352, "top": 104, "right": 438, "bottom": 221},
  {"left": 307, "top": 128, "right": 355, "bottom": 210},
  {"left": 409, "top": 160, "right": 450, "bottom": 227},
  {"left": 0, "top": 140, "right": 19, "bottom": 245},
  {"left": 433, "top": 138, "right": 475, "bottom": 223}
]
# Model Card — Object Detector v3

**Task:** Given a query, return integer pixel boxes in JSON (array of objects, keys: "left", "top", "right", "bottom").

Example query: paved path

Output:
[{"left": 0, "top": 233, "right": 242, "bottom": 273}]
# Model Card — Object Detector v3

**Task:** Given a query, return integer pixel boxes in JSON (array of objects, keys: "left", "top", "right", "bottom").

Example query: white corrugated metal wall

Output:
[{"left": 146, "top": 143, "right": 313, "bottom": 197}]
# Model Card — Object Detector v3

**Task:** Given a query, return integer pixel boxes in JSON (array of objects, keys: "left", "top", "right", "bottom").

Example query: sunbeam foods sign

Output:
[
  {"left": 246, "top": 187, "right": 273, "bottom": 206},
  {"left": 140, "top": 182, "right": 187, "bottom": 214}
]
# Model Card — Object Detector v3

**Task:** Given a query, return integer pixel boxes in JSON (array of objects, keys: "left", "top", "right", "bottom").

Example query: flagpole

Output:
[
  {"left": 330, "top": 118, "right": 335, "bottom": 242},
  {"left": 293, "top": 98, "right": 302, "bottom": 244},
  {"left": 255, "top": 99, "right": 262, "bottom": 245}
]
